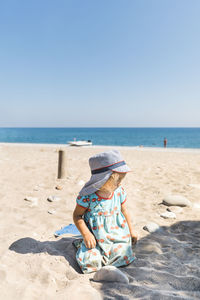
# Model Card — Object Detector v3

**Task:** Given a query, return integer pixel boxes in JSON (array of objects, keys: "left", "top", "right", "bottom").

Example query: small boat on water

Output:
[{"left": 68, "top": 139, "right": 92, "bottom": 147}]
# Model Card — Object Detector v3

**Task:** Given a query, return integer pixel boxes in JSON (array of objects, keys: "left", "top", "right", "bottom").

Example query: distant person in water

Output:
[{"left": 164, "top": 138, "right": 167, "bottom": 148}]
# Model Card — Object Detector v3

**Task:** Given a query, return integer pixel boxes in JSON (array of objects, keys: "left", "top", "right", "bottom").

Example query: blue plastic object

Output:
[{"left": 54, "top": 224, "right": 81, "bottom": 237}]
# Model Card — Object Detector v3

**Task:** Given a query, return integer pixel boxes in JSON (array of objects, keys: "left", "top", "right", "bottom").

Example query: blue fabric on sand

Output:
[
  {"left": 54, "top": 224, "right": 80, "bottom": 237},
  {"left": 75, "top": 186, "right": 135, "bottom": 274}
]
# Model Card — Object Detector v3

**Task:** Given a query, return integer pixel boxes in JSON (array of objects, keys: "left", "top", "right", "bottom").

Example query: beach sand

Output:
[{"left": 0, "top": 144, "right": 200, "bottom": 299}]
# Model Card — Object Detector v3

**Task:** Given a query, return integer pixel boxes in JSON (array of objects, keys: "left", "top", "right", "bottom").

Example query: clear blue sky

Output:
[{"left": 0, "top": 0, "right": 200, "bottom": 127}]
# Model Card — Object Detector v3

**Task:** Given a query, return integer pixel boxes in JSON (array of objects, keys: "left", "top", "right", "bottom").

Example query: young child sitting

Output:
[{"left": 73, "top": 150, "right": 137, "bottom": 274}]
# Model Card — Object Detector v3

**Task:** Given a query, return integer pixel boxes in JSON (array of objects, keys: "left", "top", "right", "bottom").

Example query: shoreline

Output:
[{"left": 1, "top": 142, "right": 200, "bottom": 153}]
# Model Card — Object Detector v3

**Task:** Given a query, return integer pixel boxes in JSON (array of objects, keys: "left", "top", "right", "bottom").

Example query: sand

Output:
[{"left": 0, "top": 143, "right": 200, "bottom": 299}]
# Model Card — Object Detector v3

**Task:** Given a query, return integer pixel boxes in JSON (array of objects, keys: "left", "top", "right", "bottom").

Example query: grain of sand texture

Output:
[{"left": 0, "top": 144, "right": 200, "bottom": 299}]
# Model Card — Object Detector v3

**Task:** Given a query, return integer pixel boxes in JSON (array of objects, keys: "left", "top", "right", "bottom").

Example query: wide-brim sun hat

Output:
[{"left": 79, "top": 150, "right": 131, "bottom": 196}]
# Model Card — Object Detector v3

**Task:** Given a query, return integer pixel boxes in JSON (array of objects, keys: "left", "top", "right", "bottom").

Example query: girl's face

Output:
[{"left": 99, "top": 172, "right": 126, "bottom": 193}]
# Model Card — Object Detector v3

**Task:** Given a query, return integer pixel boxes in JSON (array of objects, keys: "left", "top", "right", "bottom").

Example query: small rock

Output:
[
  {"left": 55, "top": 185, "right": 63, "bottom": 190},
  {"left": 48, "top": 210, "right": 56, "bottom": 214},
  {"left": 188, "top": 184, "right": 200, "bottom": 189},
  {"left": 143, "top": 222, "right": 160, "bottom": 233},
  {"left": 24, "top": 196, "right": 38, "bottom": 202},
  {"left": 160, "top": 211, "right": 176, "bottom": 219},
  {"left": 167, "top": 206, "right": 183, "bottom": 213},
  {"left": 24, "top": 196, "right": 38, "bottom": 207},
  {"left": 93, "top": 266, "right": 129, "bottom": 283},
  {"left": 47, "top": 196, "right": 61, "bottom": 202},
  {"left": 78, "top": 180, "right": 85, "bottom": 186},
  {"left": 33, "top": 186, "right": 40, "bottom": 191},
  {"left": 162, "top": 195, "right": 191, "bottom": 207},
  {"left": 193, "top": 203, "right": 200, "bottom": 209}
]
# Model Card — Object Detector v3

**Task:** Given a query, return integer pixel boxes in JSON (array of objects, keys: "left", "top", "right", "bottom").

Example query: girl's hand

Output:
[
  {"left": 131, "top": 233, "right": 138, "bottom": 246},
  {"left": 83, "top": 232, "right": 96, "bottom": 249}
]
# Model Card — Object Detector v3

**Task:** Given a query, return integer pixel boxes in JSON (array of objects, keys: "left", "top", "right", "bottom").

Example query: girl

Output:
[{"left": 73, "top": 150, "right": 137, "bottom": 274}]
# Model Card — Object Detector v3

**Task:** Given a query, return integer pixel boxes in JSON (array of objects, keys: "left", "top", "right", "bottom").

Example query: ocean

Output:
[{"left": 0, "top": 127, "right": 200, "bottom": 149}]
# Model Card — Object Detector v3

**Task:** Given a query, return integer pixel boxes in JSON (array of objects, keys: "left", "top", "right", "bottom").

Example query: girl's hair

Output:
[
  {"left": 109, "top": 172, "right": 120, "bottom": 181},
  {"left": 110, "top": 172, "right": 126, "bottom": 181}
]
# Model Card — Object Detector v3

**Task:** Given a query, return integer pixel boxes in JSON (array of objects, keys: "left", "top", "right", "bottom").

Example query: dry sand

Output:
[{"left": 0, "top": 143, "right": 200, "bottom": 299}]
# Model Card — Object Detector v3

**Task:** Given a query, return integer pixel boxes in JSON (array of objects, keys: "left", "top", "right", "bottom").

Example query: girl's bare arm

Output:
[
  {"left": 73, "top": 205, "right": 96, "bottom": 249},
  {"left": 121, "top": 202, "right": 138, "bottom": 245}
]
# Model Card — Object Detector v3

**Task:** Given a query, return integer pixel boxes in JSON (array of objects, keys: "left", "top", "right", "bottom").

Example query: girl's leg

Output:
[{"left": 76, "top": 241, "right": 102, "bottom": 274}]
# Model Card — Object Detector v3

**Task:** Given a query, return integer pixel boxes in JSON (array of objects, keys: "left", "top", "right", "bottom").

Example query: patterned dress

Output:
[{"left": 75, "top": 186, "right": 135, "bottom": 274}]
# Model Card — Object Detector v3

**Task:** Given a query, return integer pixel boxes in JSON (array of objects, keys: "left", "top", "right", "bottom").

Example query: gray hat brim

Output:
[
  {"left": 79, "top": 164, "right": 131, "bottom": 197},
  {"left": 79, "top": 171, "right": 112, "bottom": 197},
  {"left": 112, "top": 164, "right": 131, "bottom": 173}
]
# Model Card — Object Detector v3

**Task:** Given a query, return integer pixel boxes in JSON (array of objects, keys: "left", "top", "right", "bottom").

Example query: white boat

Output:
[{"left": 68, "top": 140, "right": 92, "bottom": 146}]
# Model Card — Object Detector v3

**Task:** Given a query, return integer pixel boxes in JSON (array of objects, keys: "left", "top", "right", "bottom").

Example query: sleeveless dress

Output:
[{"left": 75, "top": 186, "right": 135, "bottom": 274}]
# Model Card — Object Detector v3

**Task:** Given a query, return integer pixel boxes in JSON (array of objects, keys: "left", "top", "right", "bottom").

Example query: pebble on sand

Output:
[
  {"left": 48, "top": 210, "right": 56, "bottom": 214},
  {"left": 143, "top": 222, "right": 160, "bottom": 233},
  {"left": 24, "top": 196, "right": 38, "bottom": 206},
  {"left": 55, "top": 185, "right": 63, "bottom": 190},
  {"left": 167, "top": 206, "right": 183, "bottom": 213},
  {"left": 188, "top": 184, "right": 200, "bottom": 189},
  {"left": 193, "top": 203, "right": 200, "bottom": 209},
  {"left": 93, "top": 266, "right": 129, "bottom": 284},
  {"left": 47, "top": 196, "right": 61, "bottom": 202},
  {"left": 162, "top": 195, "right": 191, "bottom": 207},
  {"left": 160, "top": 211, "right": 176, "bottom": 219},
  {"left": 33, "top": 186, "right": 40, "bottom": 191}
]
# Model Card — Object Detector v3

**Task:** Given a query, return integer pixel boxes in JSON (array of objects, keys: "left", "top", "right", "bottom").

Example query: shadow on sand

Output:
[
  {"left": 95, "top": 220, "right": 200, "bottom": 300},
  {"left": 9, "top": 220, "right": 200, "bottom": 299},
  {"left": 9, "top": 236, "right": 81, "bottom": 273}
]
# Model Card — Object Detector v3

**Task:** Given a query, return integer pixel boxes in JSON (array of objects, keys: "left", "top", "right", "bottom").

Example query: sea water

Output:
[{"left": 0, "top": 127, "right": 200, "bottom": 149}]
